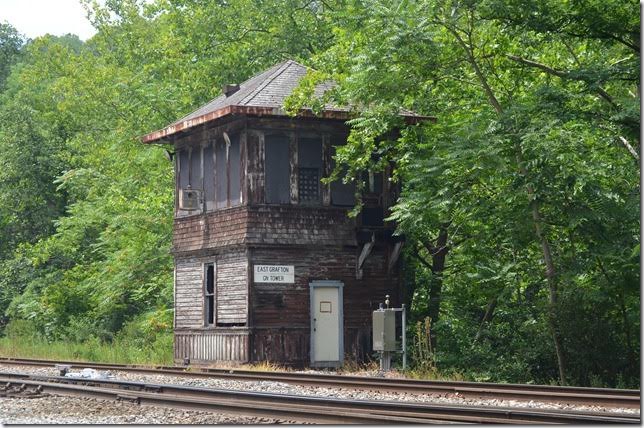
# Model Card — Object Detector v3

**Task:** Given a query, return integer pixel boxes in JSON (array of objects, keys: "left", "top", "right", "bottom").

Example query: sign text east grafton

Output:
[{"left": 253, "top": 265, "right": 295, "bottom": 283}]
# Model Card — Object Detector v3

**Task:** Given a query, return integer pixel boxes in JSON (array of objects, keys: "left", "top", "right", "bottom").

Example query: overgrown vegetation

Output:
[{"left": 0, "top": 0, "right": 639, "bottom": 387}]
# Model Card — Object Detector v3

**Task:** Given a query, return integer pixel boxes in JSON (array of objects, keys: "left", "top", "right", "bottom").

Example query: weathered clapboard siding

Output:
[
  {"left": 216, "top": 258, "right": 248, "bottom": 324},
  {"left": 175, "top": 328, "right": 249, "bottom": 363},
  {"left": 174, "top": 249, "right": 249, "bottom": 330},
  {"left": 174, "top": 259, "right": 203, "bottom": 329}
]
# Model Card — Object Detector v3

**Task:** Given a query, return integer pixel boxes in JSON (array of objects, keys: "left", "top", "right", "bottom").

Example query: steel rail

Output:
[
  {"left": 0, "top": 372, "right": 639, "bottom": 424},
  {"left": 0, "top": 356, "right": 639, "bottom": 409}
]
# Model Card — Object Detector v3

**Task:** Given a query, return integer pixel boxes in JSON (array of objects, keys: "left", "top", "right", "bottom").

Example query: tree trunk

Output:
[
  {"left": 516, "top": 147, "right": 567, "bottom": 385},
  {"left": 473, "top": 297, "right": 498, "bottom": 345},
  {"left": 426, "top": 224, "right": 449, "bottom": 351},
  {"left": 446, "top": 24, "right": 567, "bottom": 384}
]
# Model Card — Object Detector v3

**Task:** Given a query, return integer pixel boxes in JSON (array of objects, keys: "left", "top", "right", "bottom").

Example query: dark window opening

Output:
[
  {"left": 299, "top": 168, "right": 319, "bottom": 202},
  {"left": 364, "top": 171, "right": 383, "bottom": 195},
  {"left": 298, "top": 137, "right": 322, "bottom": 204},
  {"left": 204, "top": 263, "right": 215, "bottom": 326},
  {"left": 361, "top": 206, "right": 384, "bottom": 227},
  {"left": 265, "top": 134, "right": 290, "bottom": 204}
]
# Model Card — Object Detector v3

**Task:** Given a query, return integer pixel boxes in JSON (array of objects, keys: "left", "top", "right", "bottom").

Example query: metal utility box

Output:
[{"left": 372, "top": 309, "right": 396, "bottom": 351}]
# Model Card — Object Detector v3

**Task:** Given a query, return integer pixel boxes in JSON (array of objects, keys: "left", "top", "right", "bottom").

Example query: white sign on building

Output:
[{"left": 254, "top": 265, "right": 295, "bottom": 283}]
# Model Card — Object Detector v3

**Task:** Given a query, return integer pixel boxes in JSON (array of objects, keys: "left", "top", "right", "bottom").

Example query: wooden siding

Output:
[
  {"left": 249, "top": 245, "right": 401, "bottom": 364},
  {"left": 174, "top": 250, "right": 248, "bottom": 329},
  {"left": 175, "top": 259, "right": 203, "bottom": 329},
  {"left": 246, "top": 130, "right": 265, "bottom": 205},
  {"left": 172, "top": 205, "right": 356, "bottom": 255},
  {"left": 245, "top": 205, "right": 355, "bottom": 247},
  {"left": 251, "top": 327, "right": 374, "bottom": 366},
  {"left": 175, "top": 329, "right": 250, "bottom": 363},
  {"left": 173, "top": 207, "right": 249, "bottom": 253},
  {"left": 216, "top": 258, "right": 248, "bottom": 324}
]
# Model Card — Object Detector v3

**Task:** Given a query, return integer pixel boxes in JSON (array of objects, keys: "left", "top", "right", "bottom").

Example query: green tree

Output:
[{"left": 290, "top": 0, "right": 639, "bottom": 385}]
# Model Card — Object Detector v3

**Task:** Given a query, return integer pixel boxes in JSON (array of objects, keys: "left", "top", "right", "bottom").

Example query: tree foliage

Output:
[{"left": 0, "top": 0, "right": 638, "bottom": 387}]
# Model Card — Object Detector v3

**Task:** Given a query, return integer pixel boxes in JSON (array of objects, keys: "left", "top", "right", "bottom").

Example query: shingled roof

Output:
[{"left": 142, "top": 59, "right": 430, "bottom": 143}]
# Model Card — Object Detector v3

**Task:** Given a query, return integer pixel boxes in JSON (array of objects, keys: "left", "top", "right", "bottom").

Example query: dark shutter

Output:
[
  {"left": 190, "top": 146, "right": 202, "bottom": 189},
  {"left": 215, "top": 139, "right": 227, "bottom": 208},
  {"left": 178, "top": 149, "right": 189, "bottom": 190},
  {"left": 229, "top": 134, "right": 241, "bottom": 206},
  {"left": 204, "top": 143, "right": 215, "bottom": 210},
  {"left": 265, "top": 135, "right": 290, "bottom": 204}
]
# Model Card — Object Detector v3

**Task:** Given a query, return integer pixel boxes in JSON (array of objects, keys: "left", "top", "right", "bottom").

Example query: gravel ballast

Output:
[
  {"left": 0, "top": 363, "right": 638, "bottom": 424},
  {"left": 0, "top": 394, "right": 288, "bottom": 424}
]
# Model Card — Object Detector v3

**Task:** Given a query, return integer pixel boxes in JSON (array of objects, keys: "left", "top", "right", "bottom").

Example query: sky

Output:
[{"left": 0, "top": 0, "right": 97, "bottom": 41}]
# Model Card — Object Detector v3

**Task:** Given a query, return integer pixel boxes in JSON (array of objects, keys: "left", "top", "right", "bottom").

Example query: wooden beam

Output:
[
  {"left": 388, "top": 241, "right": 403, "bottom": 274},
  {"left": 356, "top": 233, "right": 375, "bottom": 279}
]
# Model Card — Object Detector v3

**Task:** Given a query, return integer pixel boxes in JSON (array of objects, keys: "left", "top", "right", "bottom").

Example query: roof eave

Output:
[{"left": 141, "top": 105, "right": 435, "bottom": 144}]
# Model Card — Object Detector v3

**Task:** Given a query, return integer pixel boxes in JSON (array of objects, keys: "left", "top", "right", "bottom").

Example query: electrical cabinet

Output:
[{"left": 372, "top": 309, "right": 396, "bottom": 351}]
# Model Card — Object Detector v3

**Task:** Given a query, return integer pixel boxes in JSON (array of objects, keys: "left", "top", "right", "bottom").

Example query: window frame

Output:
[{"left": 203, "top": 262, "right": 216, "bottom": 327}]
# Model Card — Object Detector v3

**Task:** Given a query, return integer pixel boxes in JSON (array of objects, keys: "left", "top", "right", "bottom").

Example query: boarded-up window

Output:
[
  {"left": 229, "top": 134, "right": 241, "bottom": 206},
  {"left": 265, "top": 134, "right": 290, "bottom": 204},
  {"left": 215, "top": 139, "right": 227, "bottom": 209},
  {"left": 204, "top": 263, "right": 215, "bottom": 326},
  {"left": 330, "top": 138, "right": 356, "bottom": 206},
  {"left": 216, "top": 259, "right": 247, "bottom": 326},
  {"left": 190, "top": 146, "right": 202, "bottom": 189},
  {"left": 298, "top": 137, "right": 322, "bottom": 204},
  {"left": 330, "top": 160, "right": 356, "bottom": 207},
  {"left": 178, "top": 149, "right": 190, "bottom": 190},
  {"left": 204, "top": 143, "right": 215, "bottom": 210}
]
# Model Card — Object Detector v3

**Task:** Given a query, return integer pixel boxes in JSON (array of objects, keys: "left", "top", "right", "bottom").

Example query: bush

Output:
[{"left": 3, "top": 318, "right": 40, "bottom": 340}]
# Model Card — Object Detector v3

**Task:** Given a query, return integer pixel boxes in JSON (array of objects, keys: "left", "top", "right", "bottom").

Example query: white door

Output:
[{"left": 310, "top": 282, "right": 343, "bottom": 366}]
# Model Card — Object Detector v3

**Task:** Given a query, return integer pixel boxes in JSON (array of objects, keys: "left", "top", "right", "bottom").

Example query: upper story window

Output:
[
  {"left": 298, "top": 136, "right": 322, "bottom": 204},
  {"left": 264, "top": 134, "right": 291, "bottom": 204},
  {"left": 175, "top": 130, "right": 362, "bottom": 212},
  {"left": 329, "top": 137, "right": 356, "bottom": 207},
  {"left": 176, "top": 133, "right": 241, "bottom": 215}
]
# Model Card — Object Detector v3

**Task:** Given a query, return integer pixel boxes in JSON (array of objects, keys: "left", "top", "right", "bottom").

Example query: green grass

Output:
[{"left": 0, "top": 334, "right": 173, "bottom": 366}]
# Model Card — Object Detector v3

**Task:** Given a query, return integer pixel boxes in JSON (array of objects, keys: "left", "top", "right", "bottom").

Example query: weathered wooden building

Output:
[{"left": 142, "top": 60, "right": 429, "bottom": 367}]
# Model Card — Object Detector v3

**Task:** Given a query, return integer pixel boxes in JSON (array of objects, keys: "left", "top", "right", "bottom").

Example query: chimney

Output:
[{"left": 223, "top": 84, "right": 240, "bottom": 97}]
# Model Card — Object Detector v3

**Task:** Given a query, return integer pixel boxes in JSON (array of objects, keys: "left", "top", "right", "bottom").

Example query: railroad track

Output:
[
  {"left": 0, "top": 356, "right": 639, "bottom": 410},
  {"left": 0, "top": 371, "right": 639, "bottom": 424}
]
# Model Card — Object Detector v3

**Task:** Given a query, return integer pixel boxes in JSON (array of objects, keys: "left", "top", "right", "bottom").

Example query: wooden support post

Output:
[
  {"left": 388, "top": 241, "right": 403, "bottom": 274},
  {"left": 356, "top": 233, "right": 375, "bottom": 279}
]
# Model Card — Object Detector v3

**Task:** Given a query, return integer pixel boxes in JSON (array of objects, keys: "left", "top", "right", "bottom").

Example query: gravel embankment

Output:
[
  {"left": 0, "top": 363, "right": 638, "bottom": 424},
  {"left": 0, "top": 394, "right": 289, "bottom": 424}
]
